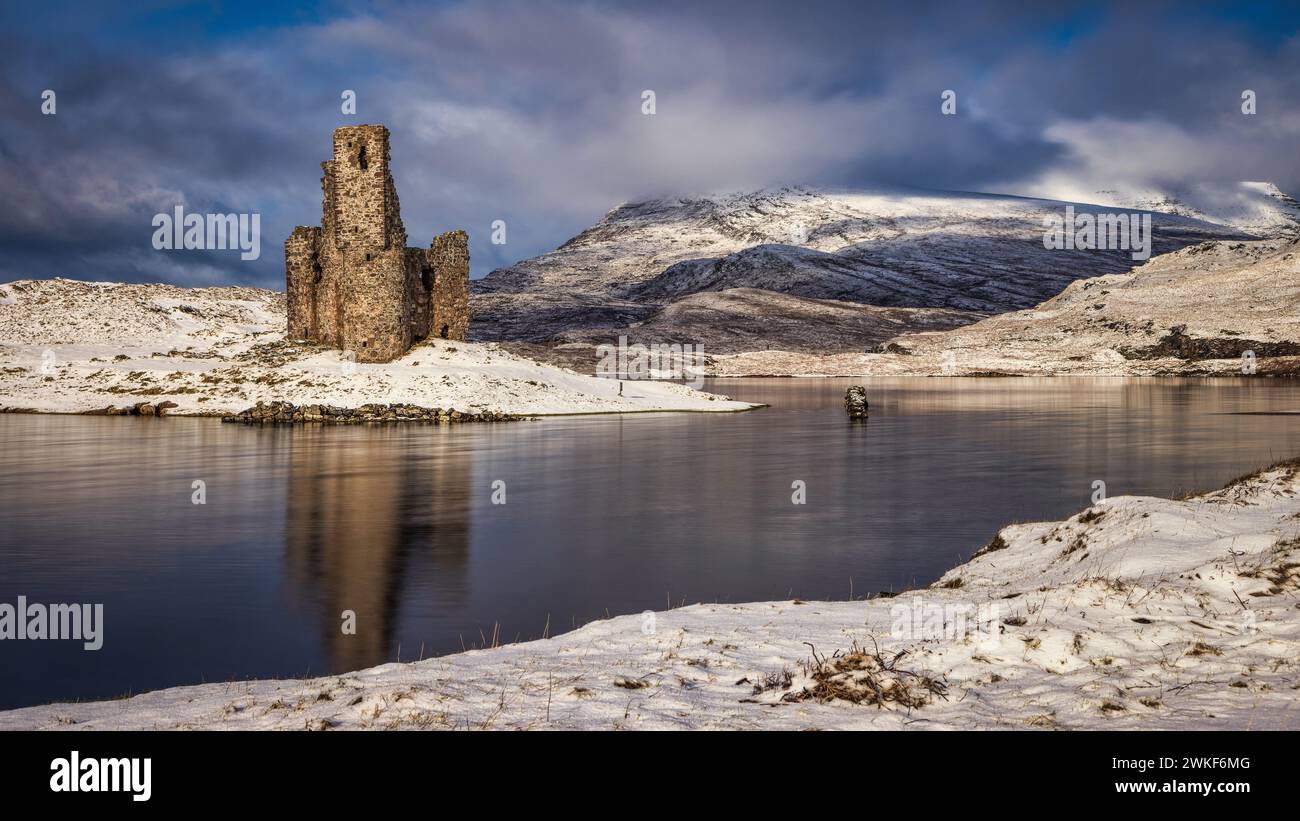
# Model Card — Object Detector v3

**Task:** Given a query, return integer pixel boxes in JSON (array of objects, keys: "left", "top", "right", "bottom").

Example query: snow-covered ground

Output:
[
  {"left": 0, "top": 279, "right": 753, "bottom": 416},
  {"left": 5, "top": 458, "right": 1299, "bottom": 730}
]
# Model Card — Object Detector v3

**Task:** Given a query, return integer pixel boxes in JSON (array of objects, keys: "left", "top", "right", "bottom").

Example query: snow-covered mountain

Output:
[
  {"left": 471, "top": 186, "right": 1251, "bottom": 345},
  {"left": 1081, "top": 181, "right": 1300, "bottom": 238}
]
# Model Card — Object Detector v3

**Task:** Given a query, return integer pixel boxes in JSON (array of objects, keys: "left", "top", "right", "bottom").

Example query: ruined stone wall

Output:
[
  {"left": 329, "top": 126, "right": 405, "bottom": 251},
  {"left": 429, "top": 230, "right": 470, "bottom": 341},
  {"left": 285, "top": 226, "right": 321, "bottom": 339},
  {"left": 339, "top": 249, "right": 411, "bottom": 362},
  {"left": 285, "top": 124, "right": 470, "bottom": 362},
  {"left": 310, "top": 225, "right": 346, "bottom": 349},
  {"left": 404, "top": 248, "right": 434, "bottom": 342}
]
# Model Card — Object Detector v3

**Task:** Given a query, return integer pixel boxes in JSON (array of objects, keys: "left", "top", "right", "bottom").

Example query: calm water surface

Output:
[{"left": 3, "top": 377, "right": 1300, "bottom": 709}]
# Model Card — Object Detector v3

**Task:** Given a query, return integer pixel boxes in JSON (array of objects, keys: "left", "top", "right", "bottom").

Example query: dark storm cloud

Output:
[{"left": 1, "top": 0, "right": 1298, "bottom": 287}]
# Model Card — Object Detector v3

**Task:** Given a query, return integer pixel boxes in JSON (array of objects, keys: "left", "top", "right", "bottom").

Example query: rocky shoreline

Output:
[
  {"left": 93, "top": 400, "right": 180, "bottom": 416},
  {"left": 0, "top": 400, "right": 186, "bottom": 416},
  {"left": 220, "top": 400, "right": 528, "bottom": 425}
]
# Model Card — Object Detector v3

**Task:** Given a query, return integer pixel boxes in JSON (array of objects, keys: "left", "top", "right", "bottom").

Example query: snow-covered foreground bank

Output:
[
  {"left": 5, "top": 461, "right": 1300, "bottom": 730},
  {"left": 0, "top": 279, "right": 752, "bottom": 416}
]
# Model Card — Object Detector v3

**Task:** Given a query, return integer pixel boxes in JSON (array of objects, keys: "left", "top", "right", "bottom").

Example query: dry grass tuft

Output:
[
  {"left": 613, "top": 677, "right": 649, "bottom": 690},
  {"left": 773, "top": 639, "right": 949, "bottom": 712},
  {"left": 971, "top": 534, "right": 1009, "bottom": 558}
]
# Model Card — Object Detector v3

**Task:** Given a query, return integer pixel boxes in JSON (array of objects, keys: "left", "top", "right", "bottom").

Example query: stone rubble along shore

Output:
[
  {"left": 81, "top": 400, "right": 180, "bottom": 416},
  {"left": 220, "top": 400, "right": 528, "bottom": 425}
]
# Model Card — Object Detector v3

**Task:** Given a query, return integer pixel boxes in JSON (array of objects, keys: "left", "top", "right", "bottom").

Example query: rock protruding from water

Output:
[
  {"left": 844, "top": 386, "right": 869, "bottom": 419},
  {"left": 221, "top": 401, "right": 526, "bottom": 425}
]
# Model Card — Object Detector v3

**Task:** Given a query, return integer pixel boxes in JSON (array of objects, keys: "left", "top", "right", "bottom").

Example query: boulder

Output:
[{"left": 844, "top": 386, "right": 869, "bottom": 419}]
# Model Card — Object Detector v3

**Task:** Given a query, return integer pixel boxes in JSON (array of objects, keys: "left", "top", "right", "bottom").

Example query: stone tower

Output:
[{"left": 285, "top": 125, "right": 469, "bottom": 363}]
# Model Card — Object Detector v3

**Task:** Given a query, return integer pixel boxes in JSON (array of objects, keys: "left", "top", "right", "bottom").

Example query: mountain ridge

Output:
[{"left": 471, "top": 184, "right": 1266, "bottom": 352}]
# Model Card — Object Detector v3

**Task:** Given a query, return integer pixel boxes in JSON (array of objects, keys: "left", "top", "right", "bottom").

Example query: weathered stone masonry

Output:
[{"left": 285, "top": 125, "right": 469, "bottom": 362}]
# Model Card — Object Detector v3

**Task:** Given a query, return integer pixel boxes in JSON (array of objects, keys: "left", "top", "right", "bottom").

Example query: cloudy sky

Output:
[{"left": 2, "top": 0, "right": 1299, "bottom": 287}]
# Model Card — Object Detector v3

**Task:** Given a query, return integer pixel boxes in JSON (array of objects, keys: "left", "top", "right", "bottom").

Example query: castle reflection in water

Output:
[{"left": 282, "top": 428, "right": 472, "bottom": 672}]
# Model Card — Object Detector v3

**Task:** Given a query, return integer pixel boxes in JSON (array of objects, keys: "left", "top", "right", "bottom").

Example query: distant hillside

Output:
[
  {"left": 552, "top": 287, "right": 980, "bottom": 354},
  {"left": 711, "top": 237, "right": 1300, "bottom": 377},
  {"left": 852, "top": 236, "right": 1300, "bottom": 377}
]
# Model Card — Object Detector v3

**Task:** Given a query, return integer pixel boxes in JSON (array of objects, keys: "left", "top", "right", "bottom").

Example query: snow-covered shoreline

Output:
[
  {"left": 5, "top": 459, "right": 1299, "bottom": 730},
  {"left": 0, "top": 279, "right": 755, "bottom": 417}
]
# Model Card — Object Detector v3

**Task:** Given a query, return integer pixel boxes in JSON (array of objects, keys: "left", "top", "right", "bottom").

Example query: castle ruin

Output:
[{"left": 285, "top": 125, "right": 469, "bottom": 363}]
